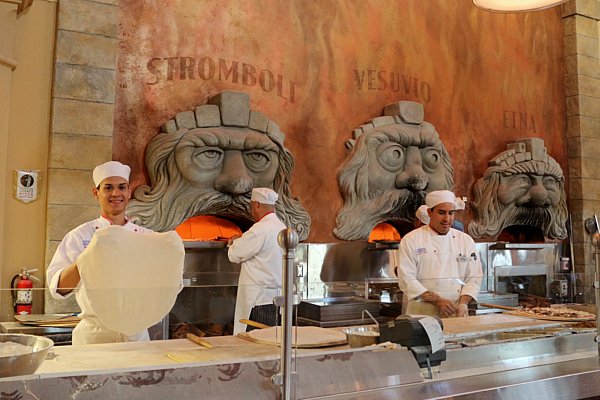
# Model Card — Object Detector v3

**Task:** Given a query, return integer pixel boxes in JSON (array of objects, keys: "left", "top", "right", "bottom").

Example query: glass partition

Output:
[{"left": 0, "top": 241, "right": 592, "bottom": 347}]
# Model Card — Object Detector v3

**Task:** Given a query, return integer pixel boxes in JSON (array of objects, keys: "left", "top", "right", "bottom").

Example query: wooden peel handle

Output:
[
  {"left": 186, "top": 333, "right": 213, "bottom": 348},
  {"left": 239, "top": 319, "right": 270, "bottom": 329},
  {"left": 478, "top": 302, "right": 518, "bottom": 311}
]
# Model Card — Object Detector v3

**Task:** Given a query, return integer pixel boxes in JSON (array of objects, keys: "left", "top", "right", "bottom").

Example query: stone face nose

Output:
[
  {"left": 394, "top": 146, "right": 429, "bottom": 191},
  {"left": 214, "top": 150, "right": 253, "bottom": 195},
  {"left": 528, "top": 182, "right": 550, "bottom": 207}
]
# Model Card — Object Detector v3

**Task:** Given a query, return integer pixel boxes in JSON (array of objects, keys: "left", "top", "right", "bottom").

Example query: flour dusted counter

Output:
[{"left": 0, "top": 335, "right": 422, "bottom": 399}]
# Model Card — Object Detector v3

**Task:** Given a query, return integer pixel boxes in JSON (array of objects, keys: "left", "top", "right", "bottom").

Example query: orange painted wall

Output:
[{"left": 114, "top": 0, "right": 565, "bottom": 242}]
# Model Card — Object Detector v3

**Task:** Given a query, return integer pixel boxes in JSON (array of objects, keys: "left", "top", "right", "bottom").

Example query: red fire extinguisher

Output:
[{"left": 11, "top": 268, "right": 39, "bottom": 315}]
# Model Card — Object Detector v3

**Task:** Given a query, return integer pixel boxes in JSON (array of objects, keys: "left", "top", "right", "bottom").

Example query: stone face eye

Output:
[
  {"left": 377, "top": 143, "right": 405, "bottom": 171},
  {"left": 243, "top": 150, "right": 271, "bottom": 172},
  {"left": 543, "top": 176, "right": 558, "bottom": 190},
  {"left": 421, "top": 147, "right": 441, "bottom": 172},
  {"left": 195, "top": 148, "right": 223, "bottom": 168}
]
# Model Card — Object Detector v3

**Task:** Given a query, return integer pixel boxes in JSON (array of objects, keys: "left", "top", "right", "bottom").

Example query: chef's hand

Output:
[
  {"left": 456, "top": 303, "right": 469, "bottom": 317},
  {"left": 437, "top": 298, "right": 458, "bottom": 318}
]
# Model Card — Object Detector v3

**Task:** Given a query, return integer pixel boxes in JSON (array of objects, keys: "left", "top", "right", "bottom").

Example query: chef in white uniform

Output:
[
  {"left": 397, "top": 190, "right": 482, "bottom": 318},
  {"left": 46, "top": 161, "right": 153, "bottom": 344},
  {"left": 228, "top": 188, "right": 286, "bottom": 335}
]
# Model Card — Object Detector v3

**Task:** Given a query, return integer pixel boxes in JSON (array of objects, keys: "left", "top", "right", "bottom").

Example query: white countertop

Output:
[{"left": 32, "top": 334, "right": 351, "bottom": 379}]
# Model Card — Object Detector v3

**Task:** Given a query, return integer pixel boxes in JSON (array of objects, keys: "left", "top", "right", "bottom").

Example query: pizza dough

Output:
[
  {"left": 241, "top": 326, "right": 348, "bottom": 348},
  {"left": 77, "top": 226, "right": 184, "bottom": 336}
]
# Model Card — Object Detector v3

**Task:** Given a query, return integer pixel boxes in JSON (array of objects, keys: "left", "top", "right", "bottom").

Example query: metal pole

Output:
[
  {"left": 591, "top": 233, "right": 600, "bottom": 356},
  {"left": 276, "top": 228, "right": 298, "bottom": 400}
]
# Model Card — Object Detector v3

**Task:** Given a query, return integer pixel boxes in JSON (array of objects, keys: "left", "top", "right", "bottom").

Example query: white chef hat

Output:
[
  {"left": 251, "top": 187, "right": 278, "bottom": 205},
  {"left": 415, "top": 204, "right": 430, "bottom": 225},
  {"left": 93, "top": 161, "right": 131, "bottom": 187},
  {"left": 425, "top": 190, "right": 456, "bottom": 209}
]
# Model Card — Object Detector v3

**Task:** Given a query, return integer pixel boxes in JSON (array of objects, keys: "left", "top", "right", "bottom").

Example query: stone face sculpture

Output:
[
  {"left": 334, "top": 101, "right": 454, "bottom": 241},
  {"left": 469, "top": 138, "right": 567, "bottom": 240},
  {"left": 127, "top": 91, "right": 311, "bottom": 241}
]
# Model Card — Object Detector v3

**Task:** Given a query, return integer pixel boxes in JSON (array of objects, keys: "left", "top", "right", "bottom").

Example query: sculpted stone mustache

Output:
[{"left": 334, "top": 101, "right": 454, "bottom": 241}]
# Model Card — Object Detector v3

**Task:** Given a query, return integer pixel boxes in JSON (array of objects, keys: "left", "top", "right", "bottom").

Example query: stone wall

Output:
[
  {"left": 563, "top": 0, "right": 600, "bottom": 302},
  {"left": 45, "top": 0, "right": 119, "bottom": 312}
]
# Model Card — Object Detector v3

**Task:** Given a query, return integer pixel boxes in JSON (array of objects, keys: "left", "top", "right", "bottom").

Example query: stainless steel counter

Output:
[
  {"left": 316, "top": 356, "right": 600, "bottom": 399},
  {"left": 0, "top": 315, "right": 596, "bottom": 399},
  {"left": 310, "top": 330, "right": 599, "bottom": 399}
]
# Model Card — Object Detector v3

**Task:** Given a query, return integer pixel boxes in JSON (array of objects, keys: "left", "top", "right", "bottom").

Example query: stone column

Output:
[
  {"left": 563, "top": 0, "right": 600, "bottom": 302},
  {"left": 0, "top": 3, "right": 18, "bottom": 317},
  {"left": 45, "top": 0, "right": 120, "bottom": 313}
]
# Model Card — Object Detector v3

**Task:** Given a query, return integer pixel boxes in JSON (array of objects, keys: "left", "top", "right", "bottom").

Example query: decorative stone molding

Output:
[
  {"left": 334, "top": 100, "right": 454, "bottom": 241},
  {"left": 127, "top": 90, "right": 311, "bottom": 241}
]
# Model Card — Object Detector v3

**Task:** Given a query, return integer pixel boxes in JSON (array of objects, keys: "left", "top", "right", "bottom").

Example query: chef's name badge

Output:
[{"left": 13, "top": 170, "right": 40, "bottom": 204}]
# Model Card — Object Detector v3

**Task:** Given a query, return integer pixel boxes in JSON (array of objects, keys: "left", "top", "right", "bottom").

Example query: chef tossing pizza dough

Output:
[{"left": 76, "top": 225, "right": 184, "bottom": 336}]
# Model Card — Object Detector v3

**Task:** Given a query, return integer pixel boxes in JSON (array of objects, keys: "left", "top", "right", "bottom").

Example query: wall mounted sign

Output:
[{"left": 13, "top": 170, "right": 40, "bottom": 204}]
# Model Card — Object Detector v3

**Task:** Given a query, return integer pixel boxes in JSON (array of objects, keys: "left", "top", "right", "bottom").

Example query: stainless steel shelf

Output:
[
  {"left": 489, "top": 242, "right": 557, "bottom": 250},
  {"left": 183, "top": 240, "right": 227, "bottom": 249}
]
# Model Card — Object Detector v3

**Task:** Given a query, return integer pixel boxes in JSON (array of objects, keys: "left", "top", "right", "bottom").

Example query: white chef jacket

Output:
[
  {"left": 228, "top": 213, "right": 286, "bottom": 334},
  {"left": 397, "top": 225, "right": 483, "bottom": 317},
  {"left": 46, "top": 216, "right": 153, "bottom": 345}
]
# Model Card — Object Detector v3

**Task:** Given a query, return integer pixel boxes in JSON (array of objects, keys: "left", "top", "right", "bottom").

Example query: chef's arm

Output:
[
  {"left": 419, "top": 291, "right": 457, "bottom": 317},
  {"left": 56, "top": 262, "right": 81, "bottom": 295},
  {"left": 227, "top": 230, "right": 261, "bottom": 263},
  {"left": 458, "top": 294, "right": 473, "bottom": 305},
  {"left": 455, "top": 294, "right": 474, "bottom": 317}
]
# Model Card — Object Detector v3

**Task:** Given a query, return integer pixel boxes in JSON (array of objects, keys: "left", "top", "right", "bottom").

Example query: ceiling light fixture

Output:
[{"left": 473, "top": 0, "right": 568, "bottom": 12}]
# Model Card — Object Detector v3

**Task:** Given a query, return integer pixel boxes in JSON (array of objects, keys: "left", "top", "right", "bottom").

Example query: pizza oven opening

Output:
[
  {"left": 497, "top": 225, "right": 545, "bottom": 244},
  {"left": 169, "top": 215, "right": 249, "bottom": 338}
]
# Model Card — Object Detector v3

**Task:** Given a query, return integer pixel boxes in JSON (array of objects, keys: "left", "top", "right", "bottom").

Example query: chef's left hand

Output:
[{"left": 456, "top": 303, "right": 469, "bottom": 317}]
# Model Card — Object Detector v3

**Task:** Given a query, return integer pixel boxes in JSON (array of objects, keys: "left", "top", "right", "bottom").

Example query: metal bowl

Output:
[
  {"left": 0, "top": 334, "right": 54, "bottom": 377},
  {"left": 342, "top": 326, "right": 380, "bottom": 348}
]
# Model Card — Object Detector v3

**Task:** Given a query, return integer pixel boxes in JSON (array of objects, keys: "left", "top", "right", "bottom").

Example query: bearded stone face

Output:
[
  {"left": 334, "top": 120, "right": 454, "bottom": 241},
  {"left": 366, "top": 127, "right": 449, "bottom": 195},
  {"left": 174, "top": 127, "right": 280, "bottom": 197},
  {"left": 469, "top": 138, "right": 568, "bottom": 240},
  {"left": 127, "top": 91, "right": 311, "bottom": 240},
  {"left": 497, "top": 173, "right": 561, "bottom": 209}
]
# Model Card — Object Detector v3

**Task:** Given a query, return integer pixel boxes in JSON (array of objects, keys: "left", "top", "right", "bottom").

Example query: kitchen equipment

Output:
[
  {"left": 379, "top": 315, "right": 446, "bottom": 376},
  {"left": 343, "top": 326, "right": 380, "bottom": 348},
  {"left": 488, "top": 242, "right": 558, "bottom": 299},
  {"left": 560, "top": 257, "right": 571, "bottom": 272},
  {"left": 0, "top": 333, "right": 53, "bottom": 377},
  {"left": 298, "top": 297, "right": 380, "bottom": 322},
  {"left": 364, "top": 277, "right": 402, "bottom": 303}
]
